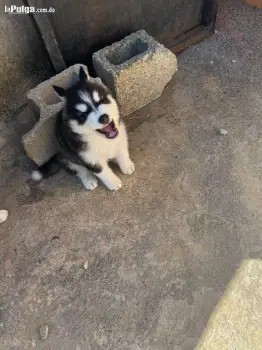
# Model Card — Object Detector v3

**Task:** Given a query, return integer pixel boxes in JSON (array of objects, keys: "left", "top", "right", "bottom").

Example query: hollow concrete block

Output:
[
  {"left": 92, "top": 30, "right": 177, "bottom": 116},
  {"left": 22, "top": 102, "right": 63, "bottom": 166},
  {"left": 26, "top": 64, "right": 88, "bottom": 118},
  {"left": 22, "top": 64, "right": 88, "bottom": 165}
]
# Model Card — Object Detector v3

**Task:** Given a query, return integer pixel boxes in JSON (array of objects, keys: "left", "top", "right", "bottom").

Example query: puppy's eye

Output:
[{"left": 78, "top": 113, "right": 87, "bottom": 124}]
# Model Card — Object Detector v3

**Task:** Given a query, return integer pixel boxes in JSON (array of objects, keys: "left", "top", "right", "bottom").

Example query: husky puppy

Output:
[{"left": 32, "top": 67, "right": 135, "bottom": 191}]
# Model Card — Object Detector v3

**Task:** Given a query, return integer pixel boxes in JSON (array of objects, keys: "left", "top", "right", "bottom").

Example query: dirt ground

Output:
[{"left": 1, "top": 0, "right": 262, "bottom": 349}]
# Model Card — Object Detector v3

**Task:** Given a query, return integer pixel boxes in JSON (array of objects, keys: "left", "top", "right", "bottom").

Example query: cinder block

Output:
[
  {"left": 22, "top": 64, "right": 88, "bottom": 165},
  {"left": 26, "top": 64, "right": 87, "bottom": 121},
  {"left": 92, "top": 30, "right": 177, "bottom": 116},
  {"left": 22, "top": 103, "right": 63, "bottom": 165}
]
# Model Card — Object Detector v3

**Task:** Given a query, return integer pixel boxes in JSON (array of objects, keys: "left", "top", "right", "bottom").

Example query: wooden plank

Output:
[
  {"left": 170, "top": 25, "right": 212, "bottom": 54},
  {"left": 23, "top": 0, "right": 66, "bottom": 72}
]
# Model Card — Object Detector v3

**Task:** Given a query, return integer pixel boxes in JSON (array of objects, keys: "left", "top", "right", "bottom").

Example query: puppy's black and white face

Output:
[{"left": 53, "top": 67, "right": 119, "bottom": 139}]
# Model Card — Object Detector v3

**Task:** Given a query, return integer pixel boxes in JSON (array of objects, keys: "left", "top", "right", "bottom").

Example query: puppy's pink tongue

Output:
[{"left": 101, "top": 123, "right": 118, "bottom": 138}]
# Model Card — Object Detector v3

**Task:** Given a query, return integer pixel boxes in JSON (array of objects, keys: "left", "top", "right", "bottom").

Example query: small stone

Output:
[
  {"left": 0, "top": 210, "right": 8, "bottom": 224},
  {"left": 0, "top": 136, "right": 6, "bottom": 148},
  {"left": 0, "top": 122, "right": 5, "bottom": 131},
  {"left": 210, "top": 61, "right": 214, "bottom": 64},
  {"left": 218, "top": 128, "right": 228, "bottom": 136},
  {"left": 39, "top": 324, "right": 49, "bottom": 340},
  {"left": 232, "top": 59, "right": 237, "bottom": 63},
  {"left": 83, "top": 261, "right": 89, "bottom": 270},
  {"left": 214, "top": 29, "right": 218, "bottom": 34}
]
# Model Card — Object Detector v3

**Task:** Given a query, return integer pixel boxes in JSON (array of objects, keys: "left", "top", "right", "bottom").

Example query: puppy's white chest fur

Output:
[{"left": 80, "top": 122, "right": 127, "bottom": 164}]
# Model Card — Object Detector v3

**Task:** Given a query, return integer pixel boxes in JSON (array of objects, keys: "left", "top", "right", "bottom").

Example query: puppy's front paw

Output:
[
  {"left": 105, "top": 176, "right": 122, "bottom": 191},
  {"left": 82, "top": 177, "right": 98, "bottom": 191},
  {"left": 121, "top": 160, "right": 135, "bottom": 175}
]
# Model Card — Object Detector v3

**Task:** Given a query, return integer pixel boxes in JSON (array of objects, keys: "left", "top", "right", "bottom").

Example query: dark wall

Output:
[
  {"left": 45, "top": 0, "right": 203, "bottom": 66},
  {"left": 0, "top": 0, "right": 205, "bottom": 120},
  {"left": 0, "top": 0, "right": 53, "bottom": 121}
]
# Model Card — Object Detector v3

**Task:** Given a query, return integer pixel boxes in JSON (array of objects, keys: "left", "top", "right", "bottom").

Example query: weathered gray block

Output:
[
  {"left": 22, "top": 102, "right": 63, "bottom": 166},
  {"left": 26, "top": 63, "right": 87, "bottom": 121},
  {"left": 22, "top": 64, "right": 88, "bottom": 165},
  {"left": 92, "top": 30, "right": 177, "bottom": 116}
]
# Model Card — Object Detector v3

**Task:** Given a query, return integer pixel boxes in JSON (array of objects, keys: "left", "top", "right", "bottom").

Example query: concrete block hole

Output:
[{"left": 106, "top": 38, "right": 149, "bottom": 66}]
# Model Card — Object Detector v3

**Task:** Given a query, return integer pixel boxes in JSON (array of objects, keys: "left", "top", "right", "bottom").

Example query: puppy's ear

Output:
[
  {"left": 79, "top": 66, "right": 89, "bottom": 82},
  {"left": 93, "top": 77, "right": 103, "bottom": 85},
  {"left": 53, "top": 85, "right": 66, "bottom": 97}
]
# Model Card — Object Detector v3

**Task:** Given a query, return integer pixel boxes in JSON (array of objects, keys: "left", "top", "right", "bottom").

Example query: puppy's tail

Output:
[{"left": 31, "top": 155, "right": 61, "bottom": 182}]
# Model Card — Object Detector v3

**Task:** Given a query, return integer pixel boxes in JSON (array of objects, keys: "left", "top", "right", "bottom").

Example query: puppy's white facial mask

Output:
[{"left": 77, "top": 89, "right": 119, "bottom": 129}]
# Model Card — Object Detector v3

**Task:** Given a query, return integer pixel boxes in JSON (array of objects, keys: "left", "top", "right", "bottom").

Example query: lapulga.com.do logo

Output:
[{"left": 5, "top": 5, "right": 55, "bottom": 14}]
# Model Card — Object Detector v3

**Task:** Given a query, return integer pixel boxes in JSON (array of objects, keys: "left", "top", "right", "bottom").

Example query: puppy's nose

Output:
[{"left": 99, "top": 114, "right": 109, "bottom": 125}]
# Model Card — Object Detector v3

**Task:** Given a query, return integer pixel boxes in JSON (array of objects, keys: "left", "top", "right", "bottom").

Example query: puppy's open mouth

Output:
[{"left": 97, "top": 121, "right": 118, "bottom": 139}]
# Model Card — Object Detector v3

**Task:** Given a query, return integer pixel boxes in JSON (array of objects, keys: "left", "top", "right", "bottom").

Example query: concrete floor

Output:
[
  {"left": 196, "top": 260, "right": 262, "bottom": 350},
  {"left": 1, "top": 1, "right": 262, "bottom": 349}
]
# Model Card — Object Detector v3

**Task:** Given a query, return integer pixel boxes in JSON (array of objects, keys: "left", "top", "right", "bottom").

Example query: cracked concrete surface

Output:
[{"left": 1, "top": 0, "right": 262, "bottom": 349}]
